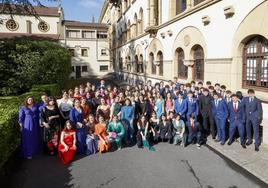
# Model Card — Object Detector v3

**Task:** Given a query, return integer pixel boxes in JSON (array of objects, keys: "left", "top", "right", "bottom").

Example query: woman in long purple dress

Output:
[
  {"left": 69, "top": 99, "right": 87, "bottom": 154},
  {"left": 18, "top": 96, "right": 41, "bottom": 159}
]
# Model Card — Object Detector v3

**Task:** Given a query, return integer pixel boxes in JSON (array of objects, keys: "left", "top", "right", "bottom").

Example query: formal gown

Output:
[
  {"left": 95, "top": 123, "right": 110, "bottom": 153},
  {"left": 155, "top": 99, "right": 164, "bottom": 119},
  {"left": 107, "top": 121, "right": 125, "bottom": 149},
  {"left": 41, "top": 106, "right": 61, "bottom": 154},
  {"left": 69, "top": 108, "right": 87, "bottom": 154},
  {"left": 18, "top": 104, "right": 41, "bottom": 158},
  {"left": 58, "top": 129, "right": 76, "bottom": 165},
  {"left": 85, "top": 123, "right": 98, "bottom": 156}
]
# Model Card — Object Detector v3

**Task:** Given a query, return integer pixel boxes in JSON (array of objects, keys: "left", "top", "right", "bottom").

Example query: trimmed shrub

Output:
[{"left": 0, "top": 84, "right": 61, "bottom": 169}]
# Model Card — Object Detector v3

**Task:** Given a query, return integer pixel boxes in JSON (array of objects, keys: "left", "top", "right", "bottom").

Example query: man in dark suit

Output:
[
  {"left": 186, "top": 91, "right": 199, "bottom": 123},
  {"left": 211, "top": 92, "right": 228, "bottom": 145},
  {"left": 228, "top": 94, "right": 246, "bottom": 148},
  {"left": 242, "top": 89, "right": 263, "bottom": 151},
  {"left": 174, "top": 92, "right": 187, "bottom": 121},
  {"left": 187, "top": 114, "right": 203, "bottom": 148},
  {"left": 198, "top": 88, "right": 215, "bottom": 138}
]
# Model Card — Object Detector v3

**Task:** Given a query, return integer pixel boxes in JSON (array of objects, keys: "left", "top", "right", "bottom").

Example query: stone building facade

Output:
[{"left": 99, "top": 0, "right": 268, "bottom": 144}]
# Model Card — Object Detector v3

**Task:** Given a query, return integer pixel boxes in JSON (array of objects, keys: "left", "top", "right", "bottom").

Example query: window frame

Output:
[{"left": 242, "top": 36, "right": 268, "bottom": 91}]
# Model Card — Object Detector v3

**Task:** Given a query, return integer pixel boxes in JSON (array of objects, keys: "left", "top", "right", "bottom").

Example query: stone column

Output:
[
  {"left": 187, "top": 0, "right": 193, "bottom": 9},
  {"left": 122, "top": 0, "right": 126, "bottom": 13},
  {"left": 149, "top": 0, "right": 156, "bottom": 26},
  {"left": 169, "top": 0, "right": 176, "bottom": 19}
]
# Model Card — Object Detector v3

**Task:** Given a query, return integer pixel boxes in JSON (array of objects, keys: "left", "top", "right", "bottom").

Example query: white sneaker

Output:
[{"left": 196, "top": 143, "right": 201, "bottom": 147}]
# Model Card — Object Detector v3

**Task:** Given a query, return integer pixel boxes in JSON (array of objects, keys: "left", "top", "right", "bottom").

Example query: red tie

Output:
[
  {"left": 191, "top": 122, "right": 195, "bottom": 129},
  {"left": 234, "top": 103, "right": 237, "bottom": 112}
]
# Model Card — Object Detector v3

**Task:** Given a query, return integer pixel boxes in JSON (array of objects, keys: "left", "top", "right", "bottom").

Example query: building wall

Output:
[
  {"left": 60, "top": 31, "right": 110, "bottom": 78},
  {"left": 104, "top": 0, "right": 268, "bottom": 144},
  {"left": 0, "top": 14, "right": 61, "bottom": 35}
]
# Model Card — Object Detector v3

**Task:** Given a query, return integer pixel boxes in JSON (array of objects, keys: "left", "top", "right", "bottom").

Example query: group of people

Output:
[{"left": 18, "top": 78, "right": 263, "bottom": 165}]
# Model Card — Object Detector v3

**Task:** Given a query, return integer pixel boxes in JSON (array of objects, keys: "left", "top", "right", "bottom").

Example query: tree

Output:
[{"left": 0, "top": 38, "right": 72, "bottom": 96}]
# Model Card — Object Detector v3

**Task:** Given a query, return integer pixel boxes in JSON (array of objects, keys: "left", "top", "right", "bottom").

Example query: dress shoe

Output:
[
  {"left": 246, "top": 140, "right": 253, "bottom": 146},
  {"left": 255, "top": 145, "right": 259, "bottom": 152},
  {"left": 241, "top": 145, "right": 246, "bottom": 149},
  {"left": 227, "top": 141, "right": 232, "bottom": 145}
]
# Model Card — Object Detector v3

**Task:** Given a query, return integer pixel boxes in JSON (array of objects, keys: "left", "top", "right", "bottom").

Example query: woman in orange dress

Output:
[
  {"left": 95, "top": 115, "right": 110, "bottom": 153},
  {"left": 58, "top": 120, "right": 76, "bottom": 165}
]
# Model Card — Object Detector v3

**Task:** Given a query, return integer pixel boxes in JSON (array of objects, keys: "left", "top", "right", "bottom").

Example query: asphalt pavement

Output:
[{"left": 6, "top": 143, "right": 267, "bottom": 188}]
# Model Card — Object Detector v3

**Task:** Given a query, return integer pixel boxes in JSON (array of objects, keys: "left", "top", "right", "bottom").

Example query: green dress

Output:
[{"left": 107, "top": 121, "right": 125, "bottom": 149}]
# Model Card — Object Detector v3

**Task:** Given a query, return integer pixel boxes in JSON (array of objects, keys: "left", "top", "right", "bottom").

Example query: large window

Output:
[
  {"left": 243, "top": 36, "right": 268, "bottom": 89},
  {"left": 82, "top": 31, "right": 95, "bottom": 38},
  {"left": 176, "top": 48, "right": 188, "bottom": 79},
  {"left": 66, "top": 30, "right": 80, "bottom": 38},
  {"left": 97, "top": 31, "right": 108, "bottom": 39},
  {"left": 193, "top": 45, "right": 204, "bottom": 81}
]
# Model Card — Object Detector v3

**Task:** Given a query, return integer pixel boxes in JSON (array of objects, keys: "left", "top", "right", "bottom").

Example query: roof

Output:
[
  {"left": 0, "top": 4, "right": 61, "bottom": 17},
  {"left": 0, "top": 33, "right": 60, "bottom": 41},
  {"left": 63, "top": 20, "right": 109, "bottom": 29}
]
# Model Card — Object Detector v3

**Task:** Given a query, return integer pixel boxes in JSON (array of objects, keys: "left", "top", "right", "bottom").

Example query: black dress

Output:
[
  {"left": 41, "top": 106, "right": 61, "bottom": 154},
  {"left": 158, "top": 121, "right": 173, "bottom": 142}
]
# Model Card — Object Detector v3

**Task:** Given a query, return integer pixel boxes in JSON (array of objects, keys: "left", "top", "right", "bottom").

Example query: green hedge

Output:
[{"left": 0, "top": 84, "right": 61, "bottom": 169}]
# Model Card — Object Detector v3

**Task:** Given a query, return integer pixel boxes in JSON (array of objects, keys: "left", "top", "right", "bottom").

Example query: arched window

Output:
[
  {"left": 134, "top": 55, "right": 138, "bottom": 73},
  {"left": 127, "top": 56, "right": 131, "bottom": 72},
  {"left": 139, "top": 54, "right": 144, "bottom": 73},
  {"left": 193, "top": 45, "right": 204, "bottom": 81},
  {"left": 176, "top": 48, "right": 188, "bottom": 79},
  {"left": 138, "top": 8, "right": 144, "bottom": 35},
  {"left": 150, "top": 53, "right": 156, "bottom": 75},
  {"left": 243, "top": 36, "right": 268, "bottom": 89},
  {"left": 157, "top": 51, "right": 164, "bottom": 76}
]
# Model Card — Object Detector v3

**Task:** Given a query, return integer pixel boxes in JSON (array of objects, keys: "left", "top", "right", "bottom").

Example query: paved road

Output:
[{"left": 6, "top": 143, "right": 267, "bottom": 188}]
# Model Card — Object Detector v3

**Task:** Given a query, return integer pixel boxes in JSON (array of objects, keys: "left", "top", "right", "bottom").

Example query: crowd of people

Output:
[{"left": 18, "top": 78, "right": 263, "bottom": 165}]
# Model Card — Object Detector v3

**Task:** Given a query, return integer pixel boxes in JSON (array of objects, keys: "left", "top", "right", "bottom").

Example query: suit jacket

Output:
[
  {"left": 242, "top": 97, "right": 263, "bottom": 122},
  {"left": 228, "top": 101, "right": 245, "bottom": 124},
  {"left": 174, "top": 98, "right": 187, "bottom": 117},
  {"left": 187, "top": 121, "right": 202, "bottom": 134},
  {"left": 211, "top": 99, "right": 228, "bottom": 120},
  {"left": 186, "top": 98, "right": 199, "bottom": 117},
  {"left": 198, "top": 95, "right": 213, "bottom": 117}
]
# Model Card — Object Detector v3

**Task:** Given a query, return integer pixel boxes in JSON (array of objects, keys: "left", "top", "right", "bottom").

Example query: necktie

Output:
[
  {"left": 234, "top": 103, "right": 237, "bottom": 112},
  {"left": 191, "top": 122, "right": 195, "bottom": 129}
]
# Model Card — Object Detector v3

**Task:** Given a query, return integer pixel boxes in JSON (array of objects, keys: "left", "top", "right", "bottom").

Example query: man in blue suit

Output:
[
  {"left": 242, "top": 89, "right": 263, "bottom": 151},
  {"left": 186, "top": 91, "right": 199, "bottom": 123},
  {"left": 228, "top": 94, "right": 246, "bottom": 148},
  {"left": 174, "top": 92, "right": 187, "bottom": 121},
  {"left": 211, "top": 92, "right": 228, "bottom": 145},
  {"left": 187, "top": 114, "right": 203, "bottom": 148}
]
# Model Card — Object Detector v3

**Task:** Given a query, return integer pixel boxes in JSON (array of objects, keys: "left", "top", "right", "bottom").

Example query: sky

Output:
[{"left": 40, "top": 0, "right": 105, "bottom": 22}]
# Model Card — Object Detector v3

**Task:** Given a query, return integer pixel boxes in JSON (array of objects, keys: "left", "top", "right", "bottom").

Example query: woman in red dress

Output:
[{"left": 58, "top": 120, "right": 76, "bottom": 165}]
